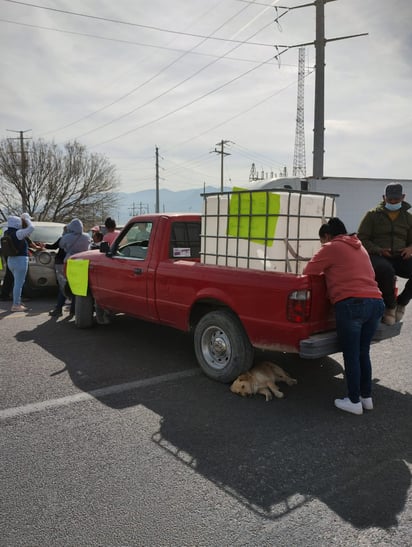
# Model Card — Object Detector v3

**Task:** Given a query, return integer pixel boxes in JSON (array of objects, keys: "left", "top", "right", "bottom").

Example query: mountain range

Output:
[{"left": 112, "top": 186, "right": 228, "bottom": 225}]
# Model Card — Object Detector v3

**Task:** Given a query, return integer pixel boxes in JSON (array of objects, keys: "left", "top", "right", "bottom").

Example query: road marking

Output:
[{"left": 0, "top": 368, "right": 201, "bottom": 420}]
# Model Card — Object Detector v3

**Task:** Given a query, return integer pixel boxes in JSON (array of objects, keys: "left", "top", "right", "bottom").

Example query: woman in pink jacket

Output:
[{"left": 303, "top": 218, "right": 385, "bottom": 415}]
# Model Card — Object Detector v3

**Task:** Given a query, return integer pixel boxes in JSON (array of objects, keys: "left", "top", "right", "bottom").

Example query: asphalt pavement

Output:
[{"left": 1, "top": 295, "right": 411, "bottom": 546}]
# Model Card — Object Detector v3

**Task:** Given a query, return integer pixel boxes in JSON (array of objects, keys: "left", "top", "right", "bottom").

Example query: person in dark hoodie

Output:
[
  {"left": 358, "top": 182, "right": 412, "bottom": 326},
  {"left": 303, "top": 218, "right": 384, "bottom": 416},
  {"left": 59, "top": 218, "right": 90, "bottom": 259},
  {"left": 58, "top": 218, "right": 91, "bottom": 318},
  {"left": 4, "top": 213, "right": 34, "bottom": 312}
]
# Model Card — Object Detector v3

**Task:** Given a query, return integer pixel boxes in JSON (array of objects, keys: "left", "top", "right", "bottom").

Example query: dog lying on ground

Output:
[{"left": 230, "top": 361, "right": 297, "bottom": 401}]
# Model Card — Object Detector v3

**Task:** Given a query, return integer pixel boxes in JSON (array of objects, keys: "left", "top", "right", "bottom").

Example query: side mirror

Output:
[{"left": 100, "top": 241, "right": 110, "bottom": 254}]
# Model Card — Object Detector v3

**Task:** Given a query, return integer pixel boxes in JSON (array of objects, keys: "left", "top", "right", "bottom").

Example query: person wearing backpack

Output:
[{"left": 4, "top": 213, "right": 34, "bottom": 312}]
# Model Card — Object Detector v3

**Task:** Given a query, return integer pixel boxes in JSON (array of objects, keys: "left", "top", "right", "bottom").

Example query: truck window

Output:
[
  {"left": 169, "top": 221, "right": 201, "bottom": 259},
  {"left": 117, "top": 222, "right": 152, "bottom": 260}
]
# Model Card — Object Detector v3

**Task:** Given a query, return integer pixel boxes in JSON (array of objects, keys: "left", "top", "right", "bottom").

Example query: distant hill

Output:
[{"left": 112, "top": 186, "right": 228, "bottom": 224}]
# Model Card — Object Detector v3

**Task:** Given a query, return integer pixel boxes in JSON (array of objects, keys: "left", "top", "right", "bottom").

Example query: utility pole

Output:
[
  {"left": 129, "top": 202, "right": 137, "bottom": 216},
  {"left": 155, "top": 146, "right": 159, "bottom": 213},
  {"left": 6, "top": 129, "right": 31, "bottom": 210},
  {"left": 273, "top": 1, "right": 367, "bottom": 180},
  {"left": 213, "top": 140, "right": 232, "bottom": 192},
  {"left": 312, "top": 0, "right": 326, "bottom": 179},
  {"left": 312, "top": 0, "right": 368, "bottom": 178},
  {"left": 129, "top": 201, "right": 149, "bottom": 216}
]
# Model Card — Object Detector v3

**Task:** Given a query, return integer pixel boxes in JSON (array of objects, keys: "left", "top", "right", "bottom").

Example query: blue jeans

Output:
[
  {"left": 335, "top": 297, "right": 385, "bottom": 403},
  {"left": 7, "top": 255, "right": 29, "bottom": 306}
]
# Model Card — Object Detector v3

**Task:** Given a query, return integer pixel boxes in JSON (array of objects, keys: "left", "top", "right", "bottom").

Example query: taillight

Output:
[{"left": 287, "top": 290, "right": 311, "bottom": 323}]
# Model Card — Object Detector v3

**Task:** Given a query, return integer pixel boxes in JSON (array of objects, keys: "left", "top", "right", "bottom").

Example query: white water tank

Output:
[{"left": 201, "top": 188, "right": 336, "bottom": 274}]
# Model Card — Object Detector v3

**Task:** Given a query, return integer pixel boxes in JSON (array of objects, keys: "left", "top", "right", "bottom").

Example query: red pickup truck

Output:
[{"left": 68, "top": 211, "right": 401, "bottom": 382}]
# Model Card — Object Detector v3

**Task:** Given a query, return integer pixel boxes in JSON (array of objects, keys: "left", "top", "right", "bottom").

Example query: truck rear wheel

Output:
[
  {"left": 194, "top": 310, "right": 254, "bottom": 383},
  {"left": 75, "top": 293, "right": 94, "bottom": 329}
]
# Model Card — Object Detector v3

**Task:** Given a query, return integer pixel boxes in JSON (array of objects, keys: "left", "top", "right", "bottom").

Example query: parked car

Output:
[{"left": 0, "top": 221, "right": 66, "bottom": 296}]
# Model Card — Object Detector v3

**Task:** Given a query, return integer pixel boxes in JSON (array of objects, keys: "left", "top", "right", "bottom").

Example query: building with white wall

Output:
[{"left": 246, "top": 176, "right": 412, "bottom": 233}]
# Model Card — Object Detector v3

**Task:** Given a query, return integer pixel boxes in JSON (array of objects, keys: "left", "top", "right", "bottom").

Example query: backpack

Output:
[{"left": 0, "top": 234, "right": 19, "bottom": 257}]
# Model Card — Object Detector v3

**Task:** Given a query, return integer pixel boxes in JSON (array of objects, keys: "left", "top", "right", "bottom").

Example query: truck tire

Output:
[
  {"left": 75, "top": 293, "right": 94, "bottom": 329},
  {"left": 194, "top": 310, "right": 254, "bottom": 383}
]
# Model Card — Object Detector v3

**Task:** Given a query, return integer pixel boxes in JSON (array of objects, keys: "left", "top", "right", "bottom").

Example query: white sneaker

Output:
[
  {"left": 334, "top": 397, "right": 363, "bottom": 415},
  {"left": 360, "top": 397, "right": 373, "bottom": 410}
]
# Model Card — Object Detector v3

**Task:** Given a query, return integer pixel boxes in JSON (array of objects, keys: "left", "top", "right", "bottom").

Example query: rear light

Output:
[{"left": 287, "top": 290, "right": 311, "bottom": 323}]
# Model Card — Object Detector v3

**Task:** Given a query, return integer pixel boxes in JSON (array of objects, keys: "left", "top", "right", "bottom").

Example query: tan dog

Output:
[{"left": 230, "top": 361, "right": 297, "bottom": 401}]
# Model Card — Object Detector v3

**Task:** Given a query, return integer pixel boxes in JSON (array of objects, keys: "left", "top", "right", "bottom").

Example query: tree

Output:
[{"left": 0, "top": 138, "right": 119, "bottom": 226}]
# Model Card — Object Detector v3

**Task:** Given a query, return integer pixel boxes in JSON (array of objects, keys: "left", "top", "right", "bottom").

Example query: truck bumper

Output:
[{"left": 299, "top": 321, "right": 403, "bottom": 359}]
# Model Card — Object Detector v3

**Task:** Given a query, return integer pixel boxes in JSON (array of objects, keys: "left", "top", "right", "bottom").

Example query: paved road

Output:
[{"left": 1, "top": 296, "right": 411, "bottom": 546}]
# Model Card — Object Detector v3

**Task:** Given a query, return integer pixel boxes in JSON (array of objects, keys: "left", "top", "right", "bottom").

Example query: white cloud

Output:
[{"left": 1, "top": 0, "right": 411, "bottom": 193}]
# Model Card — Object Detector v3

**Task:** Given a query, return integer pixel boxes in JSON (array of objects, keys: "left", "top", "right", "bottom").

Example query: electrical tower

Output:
[
  {"left": 292, "top": 48, "right": 306, "bottom": 178},
  {"left": 249, "top": 163, "right": 263, "bottom": 182}
]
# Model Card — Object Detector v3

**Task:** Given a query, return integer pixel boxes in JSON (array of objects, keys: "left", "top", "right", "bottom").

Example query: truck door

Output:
[{"left": 94, "top": 221, "right": 153, "bottom": 318}]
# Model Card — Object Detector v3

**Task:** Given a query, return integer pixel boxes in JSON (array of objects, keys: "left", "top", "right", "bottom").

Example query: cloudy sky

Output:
[{"left": 1, "top": 0, "right": 411, "bottom": 194}]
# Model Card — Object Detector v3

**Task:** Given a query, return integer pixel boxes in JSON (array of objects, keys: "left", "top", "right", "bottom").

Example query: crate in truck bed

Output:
[{"left": 201, "top": 188, "right": 337, "bottom": 274}]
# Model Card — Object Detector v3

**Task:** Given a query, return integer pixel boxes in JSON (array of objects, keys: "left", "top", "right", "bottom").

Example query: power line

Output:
[
  {"left": 84, "top": 2, "right": 288, "bottom": 147},
  {"left": 163, "top": 156, "right": 216, "bottom": 182},
  {"left": 2, "top": 2, "right": 298, "bottom": 149},
  {"left": 12, "top": 3, "right": 276, "bottom": 139},
  {"left": 164, "top": 153, "right": 216, "bottom": 171},
  {"left": 75, "top": 19, "right": 275, "bottom": 141},
  {"left": 3, "top": 0, "right": 276, "bottom": 48},
  {"left": 232, "top": 143, "right": 286, "bottom": 168},
  {"left": 28, "top": 0, "right": 260, "bottom": 137},
  {"left": 163, "top": 72, "right": 312, "bottom": 156},
  {"left": 90, "top": 51, "right": 279, "bottom": 148},
  {"left": 0, "top": 18, "right": 275, "bottom": 65}
]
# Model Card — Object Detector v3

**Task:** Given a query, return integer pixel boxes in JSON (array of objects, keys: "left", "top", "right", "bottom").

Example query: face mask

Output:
[{"left": 385, "top": 202, "right": 402, "bottom": 211}]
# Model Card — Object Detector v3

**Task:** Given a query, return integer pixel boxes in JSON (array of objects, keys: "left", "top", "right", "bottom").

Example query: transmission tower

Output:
[
  {"left": 292, "top": 47, "right": 306, "bottom": 178},
  {"left": 249, "top": 162, "right": 260, "bottom": 182}
]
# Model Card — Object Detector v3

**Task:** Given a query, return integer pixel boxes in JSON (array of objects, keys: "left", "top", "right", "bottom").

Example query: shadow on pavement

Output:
[{"left": 15, "top": 308, "right": 412, "bottom": 530}]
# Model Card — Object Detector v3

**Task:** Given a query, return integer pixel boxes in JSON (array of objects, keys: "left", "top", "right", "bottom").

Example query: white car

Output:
[{"left": 0, "top": 221, "right": 66, "bottom": 296}]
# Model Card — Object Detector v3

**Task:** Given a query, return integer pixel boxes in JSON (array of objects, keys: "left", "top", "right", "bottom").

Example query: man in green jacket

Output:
[{"left": 358, "top": 182, "right": 412, "bottom": 325}]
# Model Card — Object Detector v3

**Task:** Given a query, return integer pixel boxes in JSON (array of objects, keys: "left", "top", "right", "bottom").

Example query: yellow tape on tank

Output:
[
  {"left": 227, "top": 187, "right": 280, "bottom": 247},
  {"left": 66, "top": 259, "right": 89, "bottom": 296}
]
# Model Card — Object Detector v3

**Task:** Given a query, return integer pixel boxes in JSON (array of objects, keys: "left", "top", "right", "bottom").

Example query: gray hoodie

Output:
[{"left": 59, "top": 218, "right": 91, "bottom": 260}]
